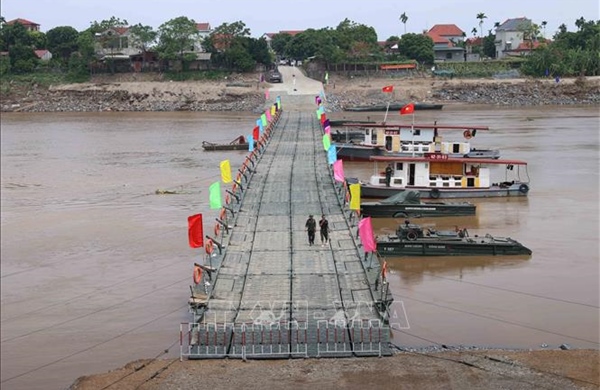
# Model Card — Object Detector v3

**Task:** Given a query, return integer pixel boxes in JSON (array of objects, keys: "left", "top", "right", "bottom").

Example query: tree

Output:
[
  {"left": 482, "top": 32, "right": 496, "bottom": 58},
  {"left": 541, "top": 21, "right": 547, "bottom": 38},
  {"left": 471, "top": 27, "right": 478, "bottom": 37},
  {"left": 0, "top": 21, "right": 32, "bottom": 50},
  {"left": 271, "top": 33, "right": 292, "bottom": 58},
  {"left": 129, "top": 23, "right": 157, "bottom": 69},
  {"left": 476, "top": 13, "right": 487, "bottom": 39},
  {"left": 46, "top": 26, "right": 79, "bottom": 63},
  {"left": 397, "top": 33, "right": 434, "bottom": 64},
  {"left": 28, "top": 30, "right": 47, "bottom": 50},
  {"left": 156, "top": 16, "right": 199, "bottom": 70},
  {"left": 400, "top": 12, "right": 408, "bottom": 35},
  {"left": 88, "top": 16, "right": 128, "bottom": 35}
]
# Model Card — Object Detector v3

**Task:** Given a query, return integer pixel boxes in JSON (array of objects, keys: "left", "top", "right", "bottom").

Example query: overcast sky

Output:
[{"left": 1, "top": 0, "right": 598, "bottom": 40}]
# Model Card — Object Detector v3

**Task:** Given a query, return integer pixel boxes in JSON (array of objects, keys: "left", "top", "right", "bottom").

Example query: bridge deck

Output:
[{"left": 183, "top": 107, "right": 392, "bottom": 359}]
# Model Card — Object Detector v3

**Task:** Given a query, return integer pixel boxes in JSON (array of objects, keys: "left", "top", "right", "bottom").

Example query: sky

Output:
[{"left": 1, "top": 0, "right": 598, "bottom": 40}]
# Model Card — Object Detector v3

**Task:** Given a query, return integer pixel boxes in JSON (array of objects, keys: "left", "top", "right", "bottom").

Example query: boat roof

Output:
[
  {"left": 370, "top": 155, "right": 528, "bottom": 165},
  {"left": 340, "top": 123, "right": 490, "bottom": 130}
]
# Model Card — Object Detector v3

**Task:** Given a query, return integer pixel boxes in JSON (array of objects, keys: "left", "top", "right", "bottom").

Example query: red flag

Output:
[
  {"left": 252, "top": 126, "right": 259, "bottom": 141},
  {"left": 188, "top": 214, "right": 203, "bottom": 248},
  {"left": 382, "top": 85, "right": 394, "bottom": 93},
  {"left": 400, "top": 103, "right": 415, "bottom": 115}
]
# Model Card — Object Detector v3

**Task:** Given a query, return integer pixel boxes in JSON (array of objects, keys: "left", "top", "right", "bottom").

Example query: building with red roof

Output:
[{"left": 6, "top": 18, "right": 40, "bottom": 32}]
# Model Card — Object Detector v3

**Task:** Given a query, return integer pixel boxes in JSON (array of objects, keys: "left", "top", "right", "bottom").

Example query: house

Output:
[
  {"left": 427, "top": 24, "right": 465, "bottom": 44},
  {"left": 34, "top": 49, "right": 52, "bottom": 61},
  {"left": 194, "top": 22, "right": 212, "bottom": 52},
  {"left": 95, "top": 27, "right": 141, "bottom": 58},
  {"left": 426, "top": 24, "right": 466, "bottom": 62},
  {"left": 6, "top": 18, "right": 40, "bottom": 32},
  {"left": 494, "top": 17, "right": 532, "bottom": 59}
]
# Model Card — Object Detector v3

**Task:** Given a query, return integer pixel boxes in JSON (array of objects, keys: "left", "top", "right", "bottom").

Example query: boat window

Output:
[
  {"left": 452, "top": 143, "right": 460, "bottom": 153},
  {"left": 395, "top": 163, "right": 403, "bottom": 171},
  {"left": 414, "top": 129, "right": 421, "bottom": 136}
]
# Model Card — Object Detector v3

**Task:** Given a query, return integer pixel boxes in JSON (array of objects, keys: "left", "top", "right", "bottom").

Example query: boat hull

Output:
[
  {"left": 335, "top": 144, "right": 384, "bottom": 161},
  {"left": 361, "top": 202, "right": 476, "bottom": 218},
  {"left": 376, "top": 237, "right": 532, "bottom": 256},
  {"left": 335, "top": 145, "right": 501, "bottom": 162},
  {"left": 359, "top": 183, "right": 530, "bottom": 199},
  {"left": 202, "top": 143, "right": 249, "bottom": 151},
  {"left": 345, "top": 103, "right": 444, "bottom": 112}
]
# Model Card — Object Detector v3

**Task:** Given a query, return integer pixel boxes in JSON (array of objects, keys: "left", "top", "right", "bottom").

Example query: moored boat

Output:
[
  {"left": 361, "top": 190, "right": 476, "bottom": 218},
  {"left": 352, "top": 154, "right": 530, "bottom": 199},
  {"left": 376, "top": 220, "right": 532, "bottom": 256},
  {"left": 202, "top": 135, "right": 249, "bottom": 151},
  {"left": 335, "top": 123, "right": 500, "bottom": 162},
  {"left": 345, "top": 102, "right": 444, "bottom": 112}
]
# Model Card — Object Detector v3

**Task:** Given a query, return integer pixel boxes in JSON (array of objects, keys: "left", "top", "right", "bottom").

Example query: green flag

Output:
[
  {"left": 261, "top": 113, "right": 267, "bottom": 126},
  {"left": 209, "top": 182, "right": 222, "bottom": 209},
  {"left": 322, "top": 134, "right": 331, "bottom": 151}
]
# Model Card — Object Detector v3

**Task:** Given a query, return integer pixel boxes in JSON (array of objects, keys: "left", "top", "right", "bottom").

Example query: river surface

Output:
[{"left": 1, "top": 106, "right": 599, "bottom": 390}]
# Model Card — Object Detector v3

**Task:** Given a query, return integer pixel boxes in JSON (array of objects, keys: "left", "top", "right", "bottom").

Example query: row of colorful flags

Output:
[
  {"left": 315, "top": 92, "right": 377, "bottom": 253},
  {"left": 187, "top": 97, "right": 282, "bottom": 254}
]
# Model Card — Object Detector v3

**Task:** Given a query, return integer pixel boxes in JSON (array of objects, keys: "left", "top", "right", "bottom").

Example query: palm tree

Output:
[
  {"left": 476, "top": 13, "right": 487, "bottom": 39},
  {"left": 471, "top": 27, "right": 478, "bottom": 37},
  {"left": 399, "top": 12, "right": 408, "bottom": 35},
  {"left": 541, "top": 20, "right": 547, "bottom": 38}
]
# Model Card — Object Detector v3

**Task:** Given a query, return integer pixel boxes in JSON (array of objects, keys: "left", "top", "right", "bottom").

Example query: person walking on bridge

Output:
[
  {"left": 319, "top": 215, "right": 330, "bottom": 247},
  {"left": 305, "top": 214, "right": 316, "bottom": 246}
]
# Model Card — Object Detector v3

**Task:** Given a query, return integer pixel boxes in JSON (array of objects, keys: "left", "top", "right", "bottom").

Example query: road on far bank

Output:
[{"left": 267, "top": 65, "right": 324, "bottom": 111}]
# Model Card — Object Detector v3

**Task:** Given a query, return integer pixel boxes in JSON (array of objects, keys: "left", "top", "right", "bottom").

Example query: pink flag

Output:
[
  {"left": 265, "top": 89, "right": 270, "bottom": 100},
  {"left": 324, "top": 125, "right": 331, "bottom": 134},
  {"left": 265, "top": 109, "right": 272, "bottom": 122},
  {"left": 333, "top": 159, "right": 345, "bottom": 182},
  {"left": 358, "top": 217, "right": 377, "bottom": 253}
]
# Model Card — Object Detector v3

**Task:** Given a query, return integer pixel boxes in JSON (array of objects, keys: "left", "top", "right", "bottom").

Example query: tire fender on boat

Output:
[
  {"left": 430, "top": 188, "right": 441, "bottom": 199},
  {"left": 407, "top": 230, "right": 418, "bottom": 240},
  {"left": 463, "top": 130, "right": 472, "bottom": 139},
  {"left": 519, "top": 184, "right": 530, "bottom": 194}
]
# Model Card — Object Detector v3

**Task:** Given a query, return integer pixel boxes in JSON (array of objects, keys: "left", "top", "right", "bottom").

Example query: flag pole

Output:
[
  {"left": 411, "top": 110, "right": 415, "bottom": 157},
  {"left": 383, "top": 101, "right": 390, "bottom": 123}
]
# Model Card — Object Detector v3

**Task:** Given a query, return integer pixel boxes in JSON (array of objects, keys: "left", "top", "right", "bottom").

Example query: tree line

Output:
[{"left": 0, "top": 15, "right": 598, "bottom": 80}]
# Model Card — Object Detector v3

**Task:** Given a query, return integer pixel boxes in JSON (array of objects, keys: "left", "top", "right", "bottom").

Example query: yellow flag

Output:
[
  {"left": 220, "top": 160, "right": 232, "bottom": 183},
  {"left": 349, "top": 183, "right": 361, "bottom": 210}
]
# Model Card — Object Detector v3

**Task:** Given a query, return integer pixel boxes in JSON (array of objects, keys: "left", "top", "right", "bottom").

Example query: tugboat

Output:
[{"left": 376, "top": 220, "right": 532, "bottom": 256}]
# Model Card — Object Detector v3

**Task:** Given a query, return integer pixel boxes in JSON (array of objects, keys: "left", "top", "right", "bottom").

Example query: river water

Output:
[{"left": 1, "top": 106, "right": 598, "bottom": 389}]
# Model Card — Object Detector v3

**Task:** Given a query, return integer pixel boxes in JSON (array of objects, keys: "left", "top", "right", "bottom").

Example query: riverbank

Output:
[
  {"left": 1, "top": 73, "right": 599, "bottom": 113},
  {"left": 70, "top": 348, "right": 599, "bottom": 390}
]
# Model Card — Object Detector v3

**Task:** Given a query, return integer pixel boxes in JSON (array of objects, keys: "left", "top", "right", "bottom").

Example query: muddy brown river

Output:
[{"left": 1, "top": 106, "right": 598, "bottom": 389}]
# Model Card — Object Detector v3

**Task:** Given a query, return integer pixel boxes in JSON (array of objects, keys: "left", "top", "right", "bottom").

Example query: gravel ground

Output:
[
  {"left": 69, "top": 349, "right": 599, "bottom": 390},
  {"left": 2, "top": 72, "right": 599, "bottom": 113}
]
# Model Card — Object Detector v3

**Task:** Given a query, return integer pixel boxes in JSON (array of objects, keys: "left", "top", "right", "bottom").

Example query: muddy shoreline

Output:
[{"left": 2, "top": 74, "right": 599, "bottom": 113}]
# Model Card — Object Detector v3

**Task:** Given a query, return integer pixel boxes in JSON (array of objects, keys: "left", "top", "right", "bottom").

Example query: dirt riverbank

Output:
[
  {"left": 70, "top": 349, "right": 599, "bottom": 390},
  {"left": 1, "top": 72, "right": 599, "bottom": 113}
]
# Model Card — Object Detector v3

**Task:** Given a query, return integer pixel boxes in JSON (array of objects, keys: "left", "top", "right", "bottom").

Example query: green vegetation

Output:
[{"left": 0, "top": 14, "right": 597, "bottom": 81}]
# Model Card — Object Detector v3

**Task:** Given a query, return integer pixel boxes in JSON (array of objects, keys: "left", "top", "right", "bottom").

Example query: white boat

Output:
[
  {"left": 335, "top": 123, "right": 500, "bottom": 162},
  {"left": 354, "top": 154, "right": 530, "bottom": 199}
]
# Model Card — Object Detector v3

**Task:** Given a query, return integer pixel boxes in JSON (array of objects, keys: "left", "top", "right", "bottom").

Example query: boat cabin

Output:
[
  {"left": 358, "top": 123, "right": 489, "bottom": 156},
  {"left": 369, "top": 155, "right": 528, "bottom": 190}
]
